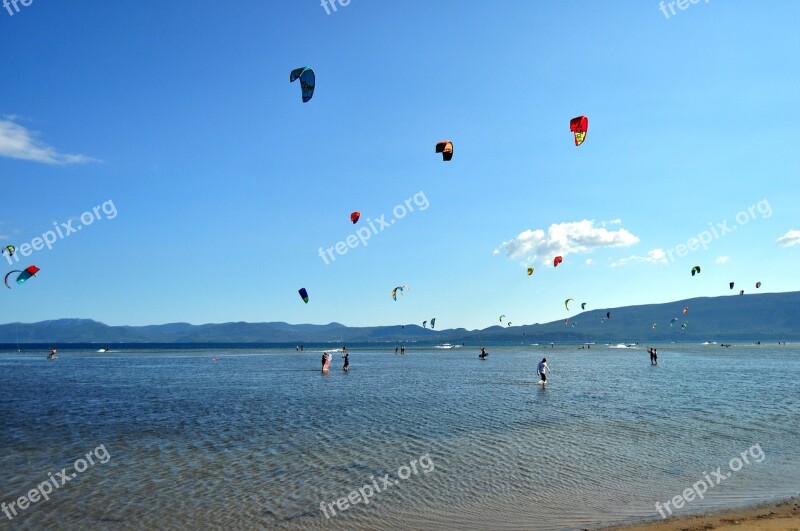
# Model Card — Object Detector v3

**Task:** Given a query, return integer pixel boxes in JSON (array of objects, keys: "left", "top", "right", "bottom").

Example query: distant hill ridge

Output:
[{"left": 1, "top": 292, "right": 798, "bottom": 343}]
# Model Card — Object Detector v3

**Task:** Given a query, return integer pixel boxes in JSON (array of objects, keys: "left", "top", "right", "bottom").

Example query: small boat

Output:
[{"left": 435, "top": 343, "right": 456, "bottom": 349}]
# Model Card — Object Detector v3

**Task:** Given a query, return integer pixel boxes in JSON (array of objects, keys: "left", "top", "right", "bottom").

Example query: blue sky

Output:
[{"left": 1, "top": 1, "right": 798, "bottom": 329}]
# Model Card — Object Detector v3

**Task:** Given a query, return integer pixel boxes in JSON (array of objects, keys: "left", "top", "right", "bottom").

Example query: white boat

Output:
[{"left": 435, "top": 343, "right": 456, "bottom": 349}]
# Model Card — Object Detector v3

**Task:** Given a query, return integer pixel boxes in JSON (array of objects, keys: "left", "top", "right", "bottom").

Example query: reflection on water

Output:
[{"left": 1, "top": 344, "right": 798, "bottom": 530}]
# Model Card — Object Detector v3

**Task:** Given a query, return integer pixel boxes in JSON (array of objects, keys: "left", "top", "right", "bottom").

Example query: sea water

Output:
[{"left": 0, "top": 344, "right": 798, "bottom": 530}]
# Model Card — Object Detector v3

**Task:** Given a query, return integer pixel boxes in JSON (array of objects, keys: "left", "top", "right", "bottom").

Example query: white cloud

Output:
[
  {"left": 492, "top": 249, "right": 500, "bottom": 256},
  {"left": 495, "top": 220, "right": 640, "bottom": 264},
  {"left": 611, "top": 248, "right": 668, "bottom": 267},
  {"left": 715, "top": 256, "right": 730, "bottom": 264},
  {"left": 0, "top": 117, "right": 97, "bottom": 164},
  {"left": 585, "top": 258, "right": 595, "bottom": 265},
  {"left": 777, "top": 230, "right": 800, "bottom": 248}
]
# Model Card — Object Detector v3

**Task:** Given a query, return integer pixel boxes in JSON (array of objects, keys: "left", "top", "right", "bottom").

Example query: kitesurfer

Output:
[{"left": 342, "top": 351, "right": 349, "bottom": 372}]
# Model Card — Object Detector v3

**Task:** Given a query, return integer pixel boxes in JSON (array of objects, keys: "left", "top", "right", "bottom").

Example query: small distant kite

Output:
[
  {"left": 570, "top": 116, "right": 589, "bottom": 146},
  {"left": 527, "top": 267, "right": 534, "bottom": 276},
  {"left": 350, "top": 212, "right": 361, "bottom": 224},
  {"left": 4, "top": 265, "right": 39, "bottom": 289},
  {"left": 564, "top": 298, "right": 574, "bottom": 311},
  {"left": 435, "top": 140, "right": 454, "bottom": 161},
  {"left": 755, "top": 281, "right": 761, "bottom": 289},
  {"left": 581, "top": 302, "right": 587, "bottom": 310},
  {"left": 739, "top": 290, "right": 744, "bottom": 295},
  {"left": 681, "top": 321, "right": 688, "bottom": 329},
  {"left": 298, "top": 288, "right": 309, "bottom": 303},
  {"left": 430, "top": 318, "right": 436, "bottom": 329},
  {"left": 290, "top": 67, "right": 315, "bottom": 102},
  {"left": 606, "top": 312, "right": 611, "bottom": 319},
  {"left": 2, "top": 245, "right": 14, "bottom": 257},
  {"left": 564, "top": 318, "right": 570, "bottom": 325},
  {"left": 691, "top": 266, "right": 701, "bottom": 276},
  {"left": 670, "top": 318, "right": 678, "bottom": 327},
  {"left": 729, "top": 282, "right": 735, "bottom": 290},
  {"left": 423, "top": 320, "right": 428, "bottom": 328},
  {"left": 652, "top": 323, "right": 657, "bottom": 329},
  {"left": 507, "top": 322, "right": 512, "bottom": 327},
  {"left": 553, "top": 256, "right": 563, "bottom": 267},
  {"left": 499, "top": 315, "right": 506, "bottom": 323},
  {"left": 391, "top": 285, "right": 409, "bottom": 301},
  {"left": 682, "top": 307, "right": 689, "bottom": 315}
]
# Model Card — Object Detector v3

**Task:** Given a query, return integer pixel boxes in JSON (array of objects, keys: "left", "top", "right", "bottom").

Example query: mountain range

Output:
[{"left": 1, "top": 292, "right": 797, "bottom": 344}]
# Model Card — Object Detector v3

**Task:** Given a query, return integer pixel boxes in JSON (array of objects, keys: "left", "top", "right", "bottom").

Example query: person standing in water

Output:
[
  {"left": 652, "top": 348, "right": 658, "bottom": 365},
  {"left": 342, "top": 350, "right": 349, "bottom": 372},
  {"left": 321, "top": 352, "right": 330, "bottom": 372},
  {"left": 537, "top": 357, "right": 550, "bottom": 383},
  {"left": 47, "top": 348, "right": 57, "bottom": 360}
]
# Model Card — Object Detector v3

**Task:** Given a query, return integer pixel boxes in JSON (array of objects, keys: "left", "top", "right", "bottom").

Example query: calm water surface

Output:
[{"left": 1, "top": 344, "right": 798, "bottom": 530}]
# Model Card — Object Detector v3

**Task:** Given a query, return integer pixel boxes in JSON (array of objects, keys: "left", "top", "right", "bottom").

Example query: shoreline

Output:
[{"left": 602, "top": 496, "right": 800, "bottom": 530}]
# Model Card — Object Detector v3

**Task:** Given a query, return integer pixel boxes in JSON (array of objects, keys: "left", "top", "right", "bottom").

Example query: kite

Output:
[
  {"left": 681, "top": 321, "right": 688, "bottom": 329},
  {"left": 4, "top": 265, "right": 39, "bottom": 289},
  {"left": 564, "top": 318, "right": 570, "bottom": 325},
  {"left": 527, "top": 267, "right": 534, "bottom": 276},
  {"left": 350, "top": 212, "right": 361, "bottom": 224},
  {"left": 570, "top": 116, "right": 589, "bottom": 146},
  {"left": 729, "top": 282, "right": 735, "bottom": 290},
  {"left": 564, "top": 298, "right": 574, "bottom": 311},
  {"left": 739, "top": 290, "right": 744, "bottom": 295},
  {"left": 682, "top": 307, "right": 689, "bottom": 315},
  {"left": 431, "top": 318, "right": 436, "bottom": 329},
  {"left": 499, "top": 315, "right": 506, "bottom": 322},
  {"left": 423, "top": 320, "right": 427, "bottom": 328},
  {"left": 553, "top": 256, "right": 563, "bottom": 267},
  {"left": 670, "top": 318, "right": 678, "bottom": 327},
  {"left": 606, "top": 312, "right": 611, "bottom": 319},
  {"left": 2, "top": 246, "right": 14, "bottom": 257},
  {"left": 755, "top": 281, "right": 761, "bottom": 289},
  {"left": 652, "top": 323, "right": 657, "bottom": 329},
  {"left": 507, "top": 322, "right": 512, "bottom": 327},
  {"left": 581, "top": 302, "right": 587, "bottom": 310},
  {"left": 435, "top": 141, "right": 454, "bottom": 161},
  {"left": 391, "top": 285, "right": 409, "bottom": 301},
  {"left": 290, "top": 67, "right": 315, "bottom": 102},
  {"left": 691, "top": 266, "right": 701, "bottom": 276},
  {"left": 298, "top": 288, "right": 309, "bottom": 303}
]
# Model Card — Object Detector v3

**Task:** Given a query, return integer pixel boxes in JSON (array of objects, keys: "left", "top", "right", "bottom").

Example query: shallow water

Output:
[{"left": 1, "top": 344, "right": 798, "bottom": 530}]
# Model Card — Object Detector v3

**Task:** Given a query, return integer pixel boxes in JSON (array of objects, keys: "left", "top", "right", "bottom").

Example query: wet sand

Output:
[{"left": 605, "top": 497, "right": 800, "bottom": 531}]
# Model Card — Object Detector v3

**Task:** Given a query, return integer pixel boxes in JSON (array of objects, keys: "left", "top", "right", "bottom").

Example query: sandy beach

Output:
[{"left": 606, "top": 497, "right": 800, "bottom": 531}]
